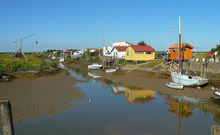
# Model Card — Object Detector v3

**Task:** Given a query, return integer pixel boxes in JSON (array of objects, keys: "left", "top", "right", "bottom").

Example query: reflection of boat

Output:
[
  {"left": 166, "top": 82, "right": 184, "bottom": 90},
  {"left": 88, "top": 72, "right": 101, "bottom": 78},
  {"left": 59, "top": 63, "right": 65, "bottom": 68},
  {"left": 211, "top": 125, "right": 220, "bottom": 135},
  {"left": 211, "top": 97, "right": 220, "bottom": 104},
  {"left": 171, "top": 16, "right": 208, "bottom": 86},
  {"left": 125, "top": 88, "right": 155, "bottom": 103},
  {"left": 111, "top": 84, "right": 125, "bottom": 95},
  {"left": 105, "top": 68, "right": 117, "bottom": 73},
  {"left": 88, "top": 63, "right": 102, "bottom": 70}
]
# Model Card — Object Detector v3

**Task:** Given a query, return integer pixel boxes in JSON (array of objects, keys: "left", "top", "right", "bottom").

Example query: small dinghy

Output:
[
  {"left": 166, "top": 82, "right": 184, "bottom": 90},
  {"left": 88, "top": 63, "right": 102, "bottom": 70},
  {"left": 105, "top": 68, "right": 117, "bottom": 73}
]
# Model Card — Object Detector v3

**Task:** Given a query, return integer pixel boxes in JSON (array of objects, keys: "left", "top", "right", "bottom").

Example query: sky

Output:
[{"left": 0, "top": 0, "right": 220, "bottom": 52}]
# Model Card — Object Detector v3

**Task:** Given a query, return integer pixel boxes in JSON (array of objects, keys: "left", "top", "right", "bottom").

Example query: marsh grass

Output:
[{"left": 0, "top": 53, "right": 55, "bottom": 74}]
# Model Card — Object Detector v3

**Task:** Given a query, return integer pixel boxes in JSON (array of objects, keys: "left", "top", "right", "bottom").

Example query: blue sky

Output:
[{"left": 0, "top": 0, "right": 219, "bottom": 52}]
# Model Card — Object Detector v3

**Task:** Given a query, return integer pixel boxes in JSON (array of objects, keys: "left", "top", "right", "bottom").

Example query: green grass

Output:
[
  {"left": 140, "top": 59, "right": 165, "bottom": 68},
  {"left": 0, "top": 53, "right": 55, "bottom": 74},
  {"left": 194, "top": 52, "right": 220, "bottom": 58}
]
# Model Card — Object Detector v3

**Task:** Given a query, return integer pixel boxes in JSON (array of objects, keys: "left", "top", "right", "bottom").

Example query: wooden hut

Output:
[{"left": 169, "top": 43, "right": 194, "bottom": 60}]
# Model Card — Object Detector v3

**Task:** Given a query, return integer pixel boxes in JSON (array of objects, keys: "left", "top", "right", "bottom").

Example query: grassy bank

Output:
[{"left": 0, "top": 53, "right": 56, "bottom": 74}]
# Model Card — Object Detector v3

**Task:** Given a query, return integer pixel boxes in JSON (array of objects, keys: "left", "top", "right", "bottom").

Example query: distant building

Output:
[
  {"left": 125, "top": 45, "right": 156, "bottom": 61},
  {"left": 113, "top": 41, "right": 132, "bottom": 47},
  {"left": 169, "top": 43, "right": 194, "bottom": 60}
]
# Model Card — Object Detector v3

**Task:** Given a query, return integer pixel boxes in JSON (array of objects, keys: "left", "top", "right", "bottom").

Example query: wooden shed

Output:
[{"left": 169, "top": 43, "right": 194, "bottom": 60}]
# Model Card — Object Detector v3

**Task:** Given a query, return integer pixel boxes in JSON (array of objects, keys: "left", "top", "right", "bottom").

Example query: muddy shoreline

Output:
[
  {"left": 0, "top": 71, "right": 86, "bottom": 124},
  {"left": 63, "top": 62, "right": 219, "bottom": 101}
]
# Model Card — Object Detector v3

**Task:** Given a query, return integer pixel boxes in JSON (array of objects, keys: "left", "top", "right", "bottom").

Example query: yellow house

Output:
[
  {"left": 125, "top": 87, "right": 155, "bottom": 103},
  {"left": 125, "top": 45, "right": 156, "bottom": 61}
]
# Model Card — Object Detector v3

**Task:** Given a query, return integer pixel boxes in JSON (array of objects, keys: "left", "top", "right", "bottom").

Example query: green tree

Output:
[
  {"left": 211, "top": 48, "right": 216, "bottom": 54},
  {"left": 137, "top": 40, "right": 147, "bottom": 46},
  {"left": 210, "top": 44, "right": 220, "bottom": 54}
]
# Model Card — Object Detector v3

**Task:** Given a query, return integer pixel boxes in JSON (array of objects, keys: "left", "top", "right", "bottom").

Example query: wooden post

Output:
[{"left": 0, "top": 100, "right": 14, "bottom": 135}]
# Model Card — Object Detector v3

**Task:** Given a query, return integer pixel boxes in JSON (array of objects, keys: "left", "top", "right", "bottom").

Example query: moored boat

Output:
[
  {"left": 105, "top": 68, "right": 117, "bottom": 73},
  {"left": 171, "top": 72, "right": 208, "bottom": 86},
  {"left": 88, "top": 63, "right": 102, "bottom": 70},
  {"left": 166, "top": 82, "right": 184, "bottom": 90},
  {"left": 170, "top": 16, "right": 208, "bottom": 87}
]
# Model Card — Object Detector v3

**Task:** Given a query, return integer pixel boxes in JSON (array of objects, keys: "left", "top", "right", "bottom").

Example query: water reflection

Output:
[
  {"left": 125, "top": 88, "right": 155, "bottom": 103},
  {"left": 110, "top": 82, "right": 155, "bottom": 104},
  {"left": 211, "top": 125, "right": 220, "bottom": 135},
  {"left": 166, "top": 96, "right": 192, "bottom": 119}
]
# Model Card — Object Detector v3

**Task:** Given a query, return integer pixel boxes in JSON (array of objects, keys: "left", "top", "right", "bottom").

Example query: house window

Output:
[
  {"left": 147, "top": 52, "right": 152, "bottom": 54},
  {"left": 116, "top": 52, "right": 118, "bottom": 55},
  {"left": 127, "top": 51, "right": 129, "bottom": 56},
  {"left": 173, "top": 49, "right": 176, "bottom": 52},
  {"left": 136, "top": 52, "right": 144, "bottom": 54}
]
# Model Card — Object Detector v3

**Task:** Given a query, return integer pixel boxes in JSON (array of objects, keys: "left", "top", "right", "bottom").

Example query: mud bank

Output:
[{"left": 0, "top": 71, "right": 86, "bottom": 124}]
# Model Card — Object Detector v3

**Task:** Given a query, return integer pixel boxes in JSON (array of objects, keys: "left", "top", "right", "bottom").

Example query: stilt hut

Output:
[{"left": 169, "top": 43, "right": 194, "bottom": 60}]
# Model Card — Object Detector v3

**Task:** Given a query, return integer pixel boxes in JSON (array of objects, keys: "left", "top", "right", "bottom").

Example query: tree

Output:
[
  {"left": 137, "top": 40, "right": 147, "bottom": 46},
  {"left": 210, "top": 44, "right": 220, "bottom": 54}
]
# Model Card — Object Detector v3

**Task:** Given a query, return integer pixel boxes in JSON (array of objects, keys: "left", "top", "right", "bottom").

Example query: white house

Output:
[
  {"left": 103, "top": 46, "right": 113, "bottom": 57},
  {"left": 112, "top": 46, "right": 128, "bottom": 58},
  {"left": 103, "top": 41, "right": 131, "bottom": 58},
  {"left": 103, "top": 46, "right": 128, "bottom": 59}
]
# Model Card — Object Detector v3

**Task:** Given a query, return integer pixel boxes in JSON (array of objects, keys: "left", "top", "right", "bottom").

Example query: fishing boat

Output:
[
  {"left": 171, "top": 16, "right": 208, "bottom": 86},
  {"left": 166, "top": 82, "right": 184, "bottom": 90},
  {"left": 88, "top": 63, "right": 102, "bottom": 70}
]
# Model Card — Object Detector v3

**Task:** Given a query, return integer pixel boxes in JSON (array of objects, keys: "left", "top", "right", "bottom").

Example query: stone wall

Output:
[{"left": 183, "top": 58, "right": 220, "bottom": 74}]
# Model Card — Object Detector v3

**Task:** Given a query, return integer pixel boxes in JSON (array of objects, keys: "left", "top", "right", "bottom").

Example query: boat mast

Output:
[{"left": 179, "top": 16, "right": 182, "bottom": 72}]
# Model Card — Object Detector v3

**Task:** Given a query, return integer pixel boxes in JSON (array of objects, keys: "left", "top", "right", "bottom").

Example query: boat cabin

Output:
[{"left": 169, "top": 43, "right": 194, "bottom": 60}]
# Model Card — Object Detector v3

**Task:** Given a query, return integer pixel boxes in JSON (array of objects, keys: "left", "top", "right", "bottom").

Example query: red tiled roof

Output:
[
  {"left": 169, "top": 43, "right": 194, "bottom": 49},
  {"left": 114, "top": 46, "right": 128, "bottom": 52},
  {"left": 130, "top": 45, "right": 155, "bottom": 52}
]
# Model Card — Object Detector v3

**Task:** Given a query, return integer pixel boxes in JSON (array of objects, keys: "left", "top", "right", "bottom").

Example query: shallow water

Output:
[{"left": 1, "top": 64, "right": 220, "bottom": 135}]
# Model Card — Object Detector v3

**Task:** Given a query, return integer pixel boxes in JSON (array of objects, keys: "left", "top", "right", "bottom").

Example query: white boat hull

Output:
[
  {"left": 105, "top": 69, "right": 117, "bottom": 73},
  {"left": 166, "top": 82, "right": 184, "bottom": 90},
  {"left": 88, "top": 63, "right": 102, "bottom": 70},
  {"left": 171, "top": 72, "right": 208, "bottom": 86}
]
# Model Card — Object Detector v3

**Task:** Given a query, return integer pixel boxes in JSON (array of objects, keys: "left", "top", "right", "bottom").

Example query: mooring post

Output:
[{"left": 0, "top": 100, "right": 14, "bottom": 135}]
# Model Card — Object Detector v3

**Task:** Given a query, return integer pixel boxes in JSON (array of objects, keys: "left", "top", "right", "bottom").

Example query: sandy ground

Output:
[
  {"left": 0, "top": 71, "right": 86, "bottom": 124},
  {"left": 65, "top": 62, "right": 219, "bottom": 101}
]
